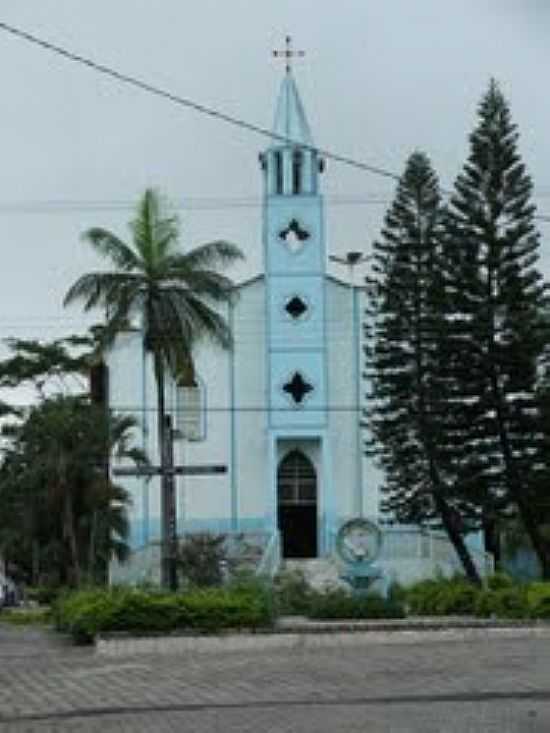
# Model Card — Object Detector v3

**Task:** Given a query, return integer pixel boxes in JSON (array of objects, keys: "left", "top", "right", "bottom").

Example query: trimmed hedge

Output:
[
  {"left": 405, "top": 575, "right": 550, "bottom": 620},
  {"left": 52, "top": 576, "right": 550, "bottom": 644},
  {"left": 54, "top": 584, "right": 274, "bottom": 643},
  {"left": 474, "top": 586, "right": 529, "bottom": 619},
  {"left": 407, "top": 577, "right": 479, "bottom": 616},
  {"left": 307, "top": 589, "right": 405, "bottom": 620},
  {"left": 526, "top": 583, "right": 550, "bottom": 619}
]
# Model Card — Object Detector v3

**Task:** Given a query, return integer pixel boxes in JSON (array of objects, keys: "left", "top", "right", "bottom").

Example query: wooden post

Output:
[
  {"left": 161, "top": 415, "right": 178, "bottom": 591},
  {"left": 113, "top": 457, "right": 226, "bottom": 591}
]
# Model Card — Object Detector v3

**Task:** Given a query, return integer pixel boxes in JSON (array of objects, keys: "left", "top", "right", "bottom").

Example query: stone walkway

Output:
[{"left": 1, "top": 624, "right": 549, "bottom": 731}]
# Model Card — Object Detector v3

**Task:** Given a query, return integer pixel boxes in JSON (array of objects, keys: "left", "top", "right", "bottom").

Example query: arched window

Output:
[
  {"left": 277, "top": 450, "right": 316, "bottom": 505},
  {"left": 292, "top": 150, "right": 303, "bottom": 194},
  {"left": 175, "top": 378, "right": 205, "bottom": 441}
]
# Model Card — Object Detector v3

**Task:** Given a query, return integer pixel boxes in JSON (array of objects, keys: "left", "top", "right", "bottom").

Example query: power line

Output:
[
  {"left": 0, "top": 196, "right": 394, "bottom": 215},
  {"left": 0, "top": 20, "right": 400, "bottom": 183},
  {"left": 1, "top": 196, "right": 550, "bottom": 222},
  {"left": 1, "top": 22, "right": 550, "bottom": 225},
  {"left": 0, "top": 402, "right": 367, "bottom": 413},
  {"left": 1, "top": 19, "right": 549, "bottom": 240}
]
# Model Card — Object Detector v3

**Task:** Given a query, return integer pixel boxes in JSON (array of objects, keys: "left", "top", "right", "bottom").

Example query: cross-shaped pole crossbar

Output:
[
  {"left": 273, "top": 35, "right": 305, "bottom": 73},
  {"left": 113, "top": 465, "right": 227, "bottom": 477},
  {"left": 112, "top": 415, "right": 227, "bottom": 590}
]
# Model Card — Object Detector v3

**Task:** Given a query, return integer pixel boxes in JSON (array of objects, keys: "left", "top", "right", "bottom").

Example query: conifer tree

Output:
[
  {"left": 366, "top": 151, "right": 481, "bottom": 584},
  {"left": 442, "top": 80, "right": 550, "bottom": 576}
]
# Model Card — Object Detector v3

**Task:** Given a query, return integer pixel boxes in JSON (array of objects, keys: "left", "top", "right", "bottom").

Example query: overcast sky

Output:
[{"left": 1, "top": 1, "right": 550, "bottom": 402}]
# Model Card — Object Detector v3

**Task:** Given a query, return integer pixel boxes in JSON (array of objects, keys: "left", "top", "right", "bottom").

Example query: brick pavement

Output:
[{"left": 1, "top": 625, "right": 549, "bottom": 732}]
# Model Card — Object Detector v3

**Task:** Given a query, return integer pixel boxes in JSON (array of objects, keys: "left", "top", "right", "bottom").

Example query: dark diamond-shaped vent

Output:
[
  {"left": 279, "top": 219, "right": 310, "bottom": 254},
  {"left": 285, "top": 296, "right": 308, "bottom": 320},
  {"left": 283, "top": 372, "right": 314, "bottom": 405},
  {"left": 279, "top": 219, "right": 310, "bottom": 242}
]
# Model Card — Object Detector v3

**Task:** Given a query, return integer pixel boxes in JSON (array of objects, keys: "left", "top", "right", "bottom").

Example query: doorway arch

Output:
[{"left": 277, "top": 449, "right": 317, "bottom": 558}]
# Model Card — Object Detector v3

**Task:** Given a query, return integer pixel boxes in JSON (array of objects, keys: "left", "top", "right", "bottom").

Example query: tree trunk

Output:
[
  {"left": 87, "top": 510, "right": 98, "bottom": 584},
  {"left": 31, "top": 540, "right": 40, "bottom": 587},
  {"left": 58, "top": 452, "right": 81, "bottom": 587},
  {"left": 412, "top": 298, "right": 482, "bottom": 586},
  {"left": 489, "top": 370, "right": 550, "bottom": 579},
  {"left": 417, "top": 427, "right": 482, "bottom": 585},
  {"left": 432, "top": 491, "right": 482, "bottom": 586},
  {"left": 154, "top": 355, "right": 168, "bottom": 588},
  {"left": 153, "top": 355, "right": 178, "bottom": 590},
  {"left": 482, "top": 514, "right": 502, "bottom": 570},
  {"left": 64, "top": 491, "right": 81, "bottom": 587}
]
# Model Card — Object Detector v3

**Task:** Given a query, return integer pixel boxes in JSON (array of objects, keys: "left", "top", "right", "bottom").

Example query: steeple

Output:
[
  {"left": 260, "top": 55, "right": 324, "bottom": 197},
  {"left": 272, "top": 71, "right": 313, "bottom": 147}
]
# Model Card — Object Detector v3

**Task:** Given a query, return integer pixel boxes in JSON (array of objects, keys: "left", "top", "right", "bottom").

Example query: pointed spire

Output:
[{"left": 272, "top": 70, "right": 314, "bottom": 147}]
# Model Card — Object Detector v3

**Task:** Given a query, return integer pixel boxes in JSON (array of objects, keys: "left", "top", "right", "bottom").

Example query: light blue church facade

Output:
[{"left": 109, "top": 67, "right": 490, "bottom": 584}]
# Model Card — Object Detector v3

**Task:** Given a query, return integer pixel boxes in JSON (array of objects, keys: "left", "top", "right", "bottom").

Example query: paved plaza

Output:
[{"left": 1, "top": 625, "right": 549, "bottom": 732}]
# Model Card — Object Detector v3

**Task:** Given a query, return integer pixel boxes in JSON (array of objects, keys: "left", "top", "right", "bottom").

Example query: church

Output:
[{"left": 108, "top": 59, "right": 490, "bottom": 585}]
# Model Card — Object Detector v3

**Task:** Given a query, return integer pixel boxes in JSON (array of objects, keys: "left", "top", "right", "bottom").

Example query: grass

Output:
[{"left": 0, "top": 608, "right": 52, "bottom": 626}]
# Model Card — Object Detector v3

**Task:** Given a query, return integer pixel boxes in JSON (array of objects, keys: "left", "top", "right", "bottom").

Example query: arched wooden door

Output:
[{"left": 277, "top": 450, "right": 317, "bottom": 558}]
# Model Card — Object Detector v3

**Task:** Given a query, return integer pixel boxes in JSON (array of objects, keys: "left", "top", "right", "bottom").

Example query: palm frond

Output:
[
  {"left": 130, "top": 188, "right": 179, "bottom": 267},
  {"left": 173, "top": 292, "right": 233, "bottom": 350},
  {"left": 63, "top": 272, "right": 143, "bottom": 311},
  {"left": 168, "top": 240, "right": 244, "bottom": 272},
  {"left": 81, "top": 228, "right": 140, "bottom": 271},
  {"left": 166, "top": 270, "right": 237, "bottom": 302}
]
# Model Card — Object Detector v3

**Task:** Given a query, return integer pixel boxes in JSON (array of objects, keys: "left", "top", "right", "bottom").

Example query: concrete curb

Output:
[{"left": 95, "top": 618, "right": 550, "bottom": 657}]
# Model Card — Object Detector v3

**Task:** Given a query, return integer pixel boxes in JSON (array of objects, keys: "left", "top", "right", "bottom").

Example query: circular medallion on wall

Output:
[{"left": 336, "top": 519, "right": 383, "bottom": 565}]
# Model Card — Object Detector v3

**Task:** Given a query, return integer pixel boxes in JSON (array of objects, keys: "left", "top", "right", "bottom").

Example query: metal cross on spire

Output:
[{"left": 273, "top": 35, "right": 305, "bottom": 73}]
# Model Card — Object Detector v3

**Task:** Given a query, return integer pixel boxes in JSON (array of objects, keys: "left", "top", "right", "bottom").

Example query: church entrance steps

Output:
[{"left": 281, "top": 558, "right": 349, "bottom": 593}]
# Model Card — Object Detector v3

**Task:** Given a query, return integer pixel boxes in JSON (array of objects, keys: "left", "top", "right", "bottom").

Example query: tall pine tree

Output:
[
  {"left": 366, "top": 151, "right": 481, "bottom": 584},
  {"left": 442, "top": 80, "right": 550, "bottom": 577}
]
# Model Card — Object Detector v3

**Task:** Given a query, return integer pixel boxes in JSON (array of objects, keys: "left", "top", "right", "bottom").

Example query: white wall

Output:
[
  {"left": 325, "top": 278, "right": 383, "bottom": 523},
  {"left": 232, "top": 278, "right": 267, "bottom": 527}
]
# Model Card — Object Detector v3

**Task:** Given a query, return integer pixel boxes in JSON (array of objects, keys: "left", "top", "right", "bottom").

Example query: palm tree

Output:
[
  {"left": 0, "top": 396, "right": 143, "bottom": 586},
  {"left": 64, "top": 188, "right": 244, "bottom": 587}
]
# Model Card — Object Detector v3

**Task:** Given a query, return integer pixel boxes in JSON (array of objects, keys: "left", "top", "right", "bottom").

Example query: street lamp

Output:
[
  {"left": 329, "top": 251, "right": 372, "bottom": 286},
  {"left": 328, "top": 250, "right": 372, "bottom": 519}
]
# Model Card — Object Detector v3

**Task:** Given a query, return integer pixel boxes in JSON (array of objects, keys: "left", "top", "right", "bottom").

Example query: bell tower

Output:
[
  {"left": 260, "top": 45, "right": 327, "bottom": 430},
  {"left": 260, "top": 41, "right": 332, "bottom": 556}
]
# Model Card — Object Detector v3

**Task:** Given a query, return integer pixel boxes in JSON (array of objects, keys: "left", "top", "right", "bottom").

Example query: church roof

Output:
[{"left": 272, "top": 71, "right": 313, "bottom": 147}]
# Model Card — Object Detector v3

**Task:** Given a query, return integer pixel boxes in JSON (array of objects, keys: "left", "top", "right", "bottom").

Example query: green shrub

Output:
[
  {"left": 273, "top": 569, "right": 312, "bottom": 615},
  {"left": 307, "top": 589, "right": 405, "bottom": 620},
  {"left": 486, "top": 573, "right": 515, "bottom": 591},
  {"left": 475, "top": 586, "right": 529, "bottom": 619},
  {"left": 526, "top": 583, "right": 550, "bottom": 619},
  {"left": 407, "top": 577, "right": 479, "bottom": 616},
  {"left": 406, "top": 578, "right": 447, "bottom": 615},
  {"left": 54, "top": 585, "right": 274, "bottom": 643},
  {"left": 176, "top": 533, "right": 227, "bottom": 588},
  {"left": 387, "top": 581, "right": 407, "bottom": 605},
  {"left": 26, "top": 586, "right": 64, "bottom": 606},
  {"left": 434, "top": 581, "right": 478, "bottom": 615}
]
